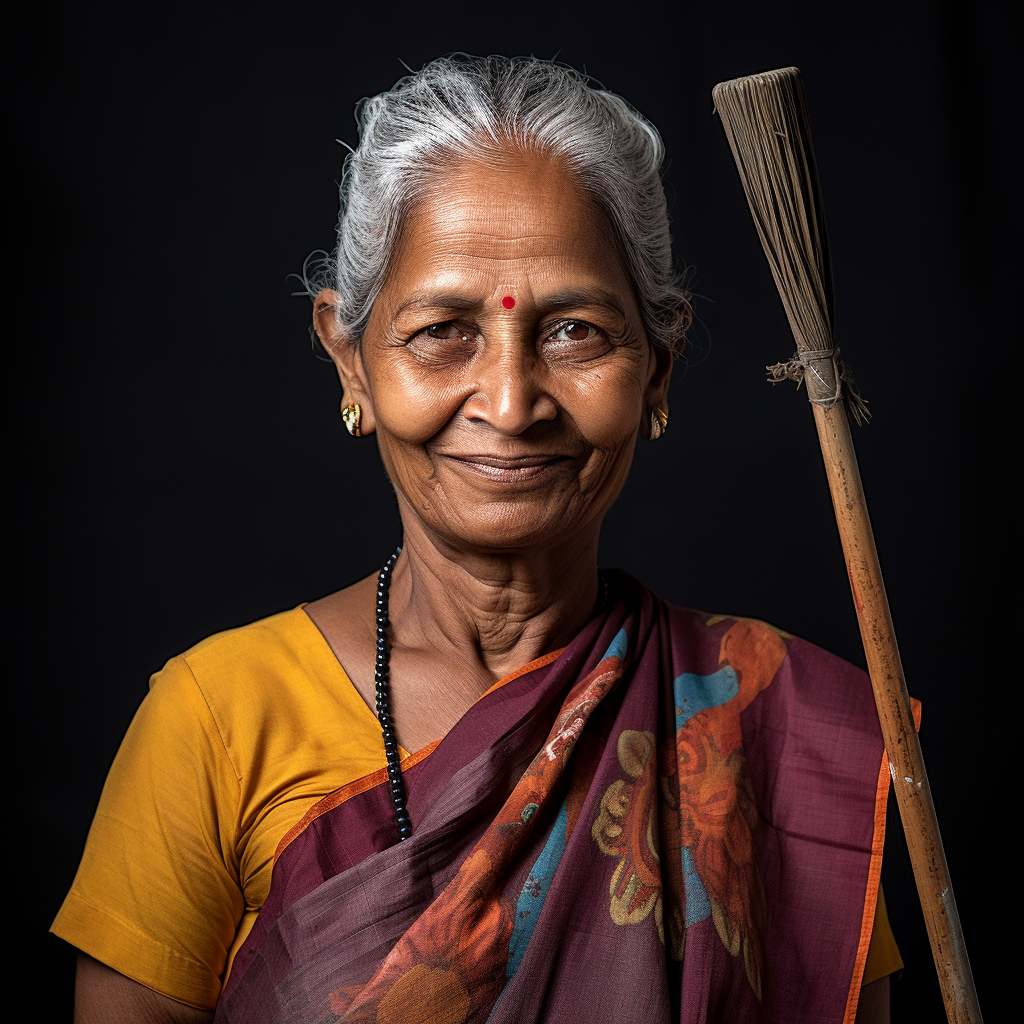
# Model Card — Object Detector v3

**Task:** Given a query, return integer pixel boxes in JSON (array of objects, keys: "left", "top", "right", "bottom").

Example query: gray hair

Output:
[{"left": 314, "top": 55, "right": 691, "bottom": 353}]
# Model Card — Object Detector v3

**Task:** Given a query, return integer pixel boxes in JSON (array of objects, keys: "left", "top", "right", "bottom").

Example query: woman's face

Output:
[{"left": 319, "top": 150, "right": 671, "bottom": 555}]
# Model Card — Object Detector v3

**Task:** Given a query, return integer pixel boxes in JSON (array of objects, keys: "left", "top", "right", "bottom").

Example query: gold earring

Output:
[
  {"left": 342, "top": 403, "right": 362, "bottom": 437},
  {"left": 650, "top": 407, "right": 669, "bottom": 439}
]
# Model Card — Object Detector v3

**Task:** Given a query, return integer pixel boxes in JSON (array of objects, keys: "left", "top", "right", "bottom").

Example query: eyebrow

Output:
[
  {"left": 540, "top": 289, "right": 628, "bottom": 317},
  {"left": 392, "top": 288, "right": 628, "bottom": 319},
  {"left": 393, "top": 293, "right": 482, "bottom": 317}
]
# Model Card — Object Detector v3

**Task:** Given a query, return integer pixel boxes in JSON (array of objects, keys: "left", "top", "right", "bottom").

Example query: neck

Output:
[{"left": 387, "top": 516, "right": 602, "bottom": 684}]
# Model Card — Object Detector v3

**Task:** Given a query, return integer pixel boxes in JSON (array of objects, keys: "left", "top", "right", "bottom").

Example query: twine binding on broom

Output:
[{"left": 767, "top": 346, "right": 871, "bottom": 425}]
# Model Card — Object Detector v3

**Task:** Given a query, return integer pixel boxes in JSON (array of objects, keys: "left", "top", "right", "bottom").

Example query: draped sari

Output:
[{"left": 216, "top": 575, "right": 891, "bottom": 1023}]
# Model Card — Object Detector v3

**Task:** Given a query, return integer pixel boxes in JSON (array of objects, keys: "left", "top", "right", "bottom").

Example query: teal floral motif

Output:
[{"left": 506, "top": 803, "right": 568, "bottom": 978}]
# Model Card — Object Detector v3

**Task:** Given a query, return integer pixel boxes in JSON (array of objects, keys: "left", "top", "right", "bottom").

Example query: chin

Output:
[{"left": 426, "top": 502, "right": 601, "bottom": 555}]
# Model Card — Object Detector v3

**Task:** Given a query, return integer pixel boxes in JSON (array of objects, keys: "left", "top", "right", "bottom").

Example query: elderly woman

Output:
[{"left": 55, "top": 56, "right": 901, "bottom": 1023}]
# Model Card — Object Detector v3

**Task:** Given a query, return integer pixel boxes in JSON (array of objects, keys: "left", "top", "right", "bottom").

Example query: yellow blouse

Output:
[{"left": 51, "top": 606, "right": 901, "bottom": 1010}]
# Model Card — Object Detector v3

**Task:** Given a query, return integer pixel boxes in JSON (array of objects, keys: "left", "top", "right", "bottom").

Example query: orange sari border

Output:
[
  {"left": 841, "top": 745, "right": 889, "bottom": 1023},
  {"left": 273, "top": 649, "right": 566, "bottom": 865},
  {"left": 480, "top": 648, "right": 565, "bottom": 699},
  {"left": 840, "top": 696, "right": 922, "bottom": 1023},
  {"left": 274, "top": 741, "right": 440, "bottom": 863}
]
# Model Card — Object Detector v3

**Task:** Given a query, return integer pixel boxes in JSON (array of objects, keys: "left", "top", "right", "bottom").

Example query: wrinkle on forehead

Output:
[
  {"left": 378, "top": 149, "right": 634, "bottom": 312},
  {"left": 416, "top": 153, "right": 603, "bottom": 237}
]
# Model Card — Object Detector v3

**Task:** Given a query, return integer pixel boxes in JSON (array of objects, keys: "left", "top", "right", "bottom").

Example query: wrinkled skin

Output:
[
  {"left": 324, "top": 149, "right": 671, "bottom": 556},
  {"left": 306, "top": 148, "right": 672, "bottom": 757}
]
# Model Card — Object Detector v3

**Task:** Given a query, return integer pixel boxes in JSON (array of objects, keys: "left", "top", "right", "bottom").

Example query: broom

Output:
[{"left": 712, "top": 68, "right": 981, "bottom": 1023}]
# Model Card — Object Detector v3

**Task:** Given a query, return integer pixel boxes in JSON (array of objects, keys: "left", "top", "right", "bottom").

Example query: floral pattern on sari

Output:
[
  {"left": 675, "top": 617, "right": 788, "bottom": 1000},
  {"left": 329, "top": 630, "right": 629, "bottom": 1023},
  {"left": 592, "top": 618, "right": 788, "bottom": 1000},
  {"left": 592, "top": 729, "right": 666, "bottom": 943},
  {"left": 217, "top": 589, "right": 885, "bottom": 1024},
  {"left": 329, "top": 846, "right": 515, "bottom": 1023}
]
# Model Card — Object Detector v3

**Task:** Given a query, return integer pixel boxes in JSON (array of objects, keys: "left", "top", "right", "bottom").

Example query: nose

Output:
[{"left": 461, "top": 339, "right": 558, "bottom": 435}]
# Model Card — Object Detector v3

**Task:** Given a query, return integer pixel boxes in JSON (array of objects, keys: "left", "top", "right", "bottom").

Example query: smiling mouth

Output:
[{"left": 441, "top": 453, "right": 571, "bottom": 483}]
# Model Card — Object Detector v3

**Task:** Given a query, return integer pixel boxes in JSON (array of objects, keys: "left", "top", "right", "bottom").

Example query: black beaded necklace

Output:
[
  {"left": 374, "top": 546, "right": 612, "bottom": 844},
  {"left": 375, "top": 546, "right": 412, "bottom": 841}
]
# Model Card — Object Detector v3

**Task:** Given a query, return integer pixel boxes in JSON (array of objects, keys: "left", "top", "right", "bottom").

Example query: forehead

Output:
[{"left": 381, "top": 150, "right": 634, "bottom": 301}]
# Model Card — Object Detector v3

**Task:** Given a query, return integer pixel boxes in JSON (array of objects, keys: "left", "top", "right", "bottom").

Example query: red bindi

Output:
[{"left": 501, "top": 295, "right": 515, "bottom": 309}]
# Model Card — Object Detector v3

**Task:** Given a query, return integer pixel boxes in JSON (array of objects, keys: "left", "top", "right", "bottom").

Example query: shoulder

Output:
[
  {"left": 654, "top": 599, "right": 795, "bottom": 675},
  {"left": 683, "top": 607, "right": 882, "bottom": 757},
  {"left": 156, "top": 604, "right": 338, "bottom": 719},
  {"left": 150, "top": 604, "right": 364, "bottom": 780},
  {"left": 652, "top": 595, "right": 874, "bottom": 721},
  {"left": 657, "top": 596, "right": 859, "bottom": 679},
  {"left": 170, "top": 605, "right": 323, "bottom": 689},
  {"left": 151, "top": 604, "right": 384, "bottom": 788}
]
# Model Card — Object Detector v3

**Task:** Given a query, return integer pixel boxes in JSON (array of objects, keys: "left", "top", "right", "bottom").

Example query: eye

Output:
[
  {"left": 542, "top": 320, "right": 611, "bottom": 360},
  {"left": 549, "top": 320, "right": 596, "bottom": 343},
  {"left": 421, "top": 321, "right": 471, "bottom": 342},
  {"left": 405, "top": 320, "right": 478, "bottom": 363}
]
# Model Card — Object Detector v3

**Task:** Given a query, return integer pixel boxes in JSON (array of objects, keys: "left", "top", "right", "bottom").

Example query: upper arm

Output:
[
  {"left": 53, "top": 658, "right": 243, "bottom": 1009},
  {"left": 75, "top": 954, "right": 215, "bottom": 1024}
]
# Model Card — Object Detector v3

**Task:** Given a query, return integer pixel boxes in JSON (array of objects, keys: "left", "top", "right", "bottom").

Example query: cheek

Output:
[
  {"left": 369, "top": 360, "right": 467, "bottom": 445},
  {"left": 561, "top": 371, "right": 646, "bottom": 451}
]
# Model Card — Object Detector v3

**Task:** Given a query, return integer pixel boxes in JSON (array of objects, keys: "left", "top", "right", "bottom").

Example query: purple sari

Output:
[{"left": 216, "top": 576, "right": 889, "bottom": 1023}]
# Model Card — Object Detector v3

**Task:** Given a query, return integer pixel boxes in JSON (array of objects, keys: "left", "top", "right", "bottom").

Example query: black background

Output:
[{"left": 16, "top": 1, "right": 1013, "bottom": 1018}]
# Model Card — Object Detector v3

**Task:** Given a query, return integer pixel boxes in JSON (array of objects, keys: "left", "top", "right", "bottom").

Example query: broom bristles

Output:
[
  {"left": 716, "top": 70, "right": 876, "bottom": 423},
  {"left": 713, "top": 67, "right": 834, "bottom": 355},
  {"left": 714, "top": 68, "right": 870, "bottom": 423}
]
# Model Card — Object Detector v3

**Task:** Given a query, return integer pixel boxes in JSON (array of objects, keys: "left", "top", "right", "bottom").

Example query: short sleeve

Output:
[{"left": 51, "top": 657, "right": 243, "bottom": 1010}]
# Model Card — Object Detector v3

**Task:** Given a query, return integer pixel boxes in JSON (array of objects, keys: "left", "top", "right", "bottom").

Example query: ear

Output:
[
  {"left": 641, "top": 344, "right": 673, "bottom": 437},
  {"left": 313, "top": 289, "right": 377, "bottom": 435}
]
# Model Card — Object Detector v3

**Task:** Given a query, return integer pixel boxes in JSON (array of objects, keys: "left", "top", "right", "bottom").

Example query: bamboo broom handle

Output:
[
  {"left": 710, "top": 66, "right": 980, "bottom": 1018},
  {"left": 811, "top": 400, "right": 981, "bottom": 1023}
]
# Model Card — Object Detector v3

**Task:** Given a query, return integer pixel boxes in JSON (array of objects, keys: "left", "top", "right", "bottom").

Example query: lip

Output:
[{"left": 440, "top": 453, "right": 572, "bottom": 483}]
